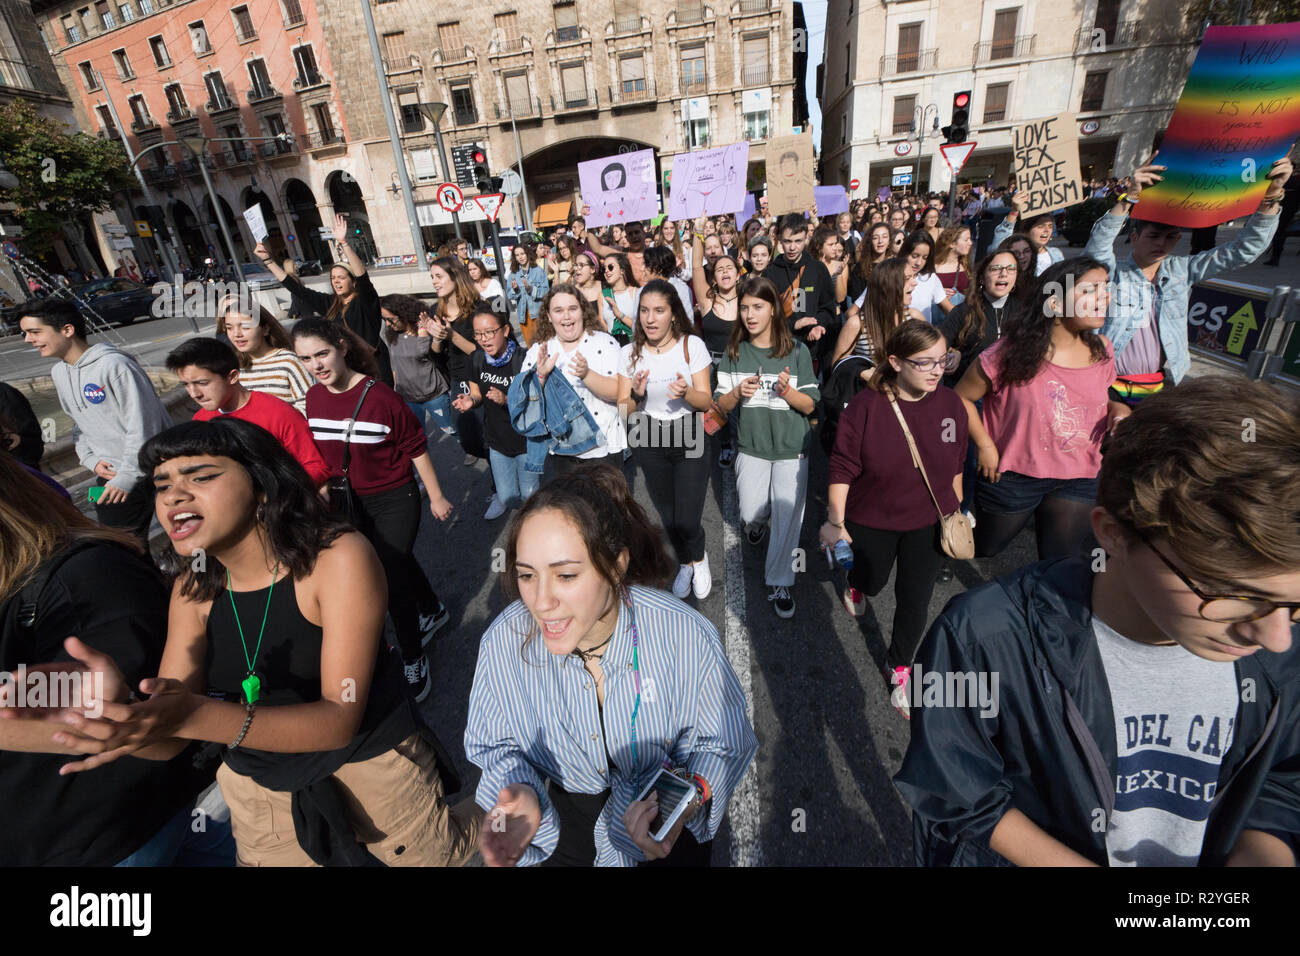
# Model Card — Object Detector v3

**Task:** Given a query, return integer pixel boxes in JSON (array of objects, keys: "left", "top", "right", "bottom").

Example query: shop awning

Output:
[{"left": 533, "top": 200, "right": 572, "bottom": 229}]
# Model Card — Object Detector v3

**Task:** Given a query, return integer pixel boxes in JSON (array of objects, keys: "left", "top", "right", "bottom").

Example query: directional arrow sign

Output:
[
  {"left": 474, "top": 193, "right": 505, "bottom": 223},
  {"left": 939, "top": 142, "right": 977, "bottom": 176},
  {"left": 1225, "top": 301, "right": 1258, "bottom": 355},
  {"left": 437, "top": 182, "right": 464, "bottom": 213}
]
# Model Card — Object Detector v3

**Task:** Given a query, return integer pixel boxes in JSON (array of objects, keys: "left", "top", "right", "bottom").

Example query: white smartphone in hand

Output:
[{"left": 635, "top": 768, "right": 697, "bottom": 843}]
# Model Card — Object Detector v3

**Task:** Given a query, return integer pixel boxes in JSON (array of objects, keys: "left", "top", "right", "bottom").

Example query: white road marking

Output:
[{"left": 721, "top": 466, "right": 763, "bottom": 867}]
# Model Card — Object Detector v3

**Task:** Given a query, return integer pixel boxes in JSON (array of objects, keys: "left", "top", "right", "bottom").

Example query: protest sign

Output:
[
  {"left": 766, "top": 133, "right": 815, "bottom": 215},
  {"left": 740, "top": 192, "right": 756, "bottom": 222},
  {"left": 813, "top": 185, "right": 849, "bottom": 216},
  {"left": 1011, "top": 113, "right": 1084, "bottom": 217},
  {"left": 242, "top": 204, "right": 270, "bottom": 242},
  {"left": 667, "top": 142, "right": 750, "bottom": 219},
  {"left": 877, "top": 186, "right": 892, "bottom": 202},
  {"left": 578, "top": 147, "right": 659, "bottom": 226},
  {"left": 1137, "top": 22, "right": 1300, "bottom": 229}
]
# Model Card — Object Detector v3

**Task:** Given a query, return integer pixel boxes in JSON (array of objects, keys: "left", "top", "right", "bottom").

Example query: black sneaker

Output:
[
  {"left": 768, "top": 585, "right": 795, "bottom": 619},
  {"left": 418, "top": 602, "right": 450, "bottom": 648},
  {"left": 746, "top": 524, "right": 768, "bottom": 547},
  {"left": 403, "top": 655, "right": 431, "bottom": 703}
]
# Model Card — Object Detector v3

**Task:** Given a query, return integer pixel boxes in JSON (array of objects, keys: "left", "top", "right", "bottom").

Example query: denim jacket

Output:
[
  {"left": 990, "top": 216, "right": 1065, "bottom": 271},
  {"left": 1085, "top": 209, "right": 1279, "bottom": 382},
  {"left": 505, "top": 265, "right": 549, "bottom": 326},
  {"left": 507, "top": 361, "right": 602, "bottom": 473}
]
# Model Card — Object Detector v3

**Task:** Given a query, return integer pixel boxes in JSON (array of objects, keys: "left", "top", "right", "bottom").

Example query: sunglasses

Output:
[{"left": 1139, "top": 531, "right": 1300, "bottom": 624}]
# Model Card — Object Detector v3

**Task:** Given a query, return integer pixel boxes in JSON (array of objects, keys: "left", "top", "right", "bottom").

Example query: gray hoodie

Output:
[{"left": 50, "top": 343, "right": 173, "bottom": 492}]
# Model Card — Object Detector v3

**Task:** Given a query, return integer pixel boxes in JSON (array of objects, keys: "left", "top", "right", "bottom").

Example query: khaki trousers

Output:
[{"left": 217, "top": 734, "right": 482, "bottom": 867}]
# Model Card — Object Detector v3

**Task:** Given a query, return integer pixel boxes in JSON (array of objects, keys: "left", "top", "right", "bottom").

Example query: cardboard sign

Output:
[
  {"left": 813, "top": 185, "right": 849, "bottom": 216},
  {"left": 765, "top": 133, "right": 815, "bottom": 215},
  {"left": 578, "top": 147, "right": 658, "bottom": 226},
  {"left": 667, "top": 142, "right": 751, "bottom": 219},
  {"left": 1138, "top": 22, "right": 1300, "bottom": 229},
  {"left": 1011, "top": 113, "right": 1084, "bottom": 216}
]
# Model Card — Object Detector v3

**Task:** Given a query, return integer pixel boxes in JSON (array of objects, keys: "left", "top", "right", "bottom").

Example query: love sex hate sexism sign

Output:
[{"left": 1011, "top": 113, "right": 1084, "bottom": 217}]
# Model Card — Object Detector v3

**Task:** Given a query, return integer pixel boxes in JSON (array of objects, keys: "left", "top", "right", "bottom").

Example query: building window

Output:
[
  {"left": 189, "top": 21, "right": 211, "bottom": 55},
  {"left": 112, "top": 47, "right": 133, "bottom": 78},
  {"left": 312, "top": 103, "right": 336, "bottom": 140},
  {"left": 561, "top": 61, "right": 587, "bottom": 106},
  {"left": 554, "top": 2, "right": 579, "bottom": 42},
  {"left": 619, "top": 54, "right": 645, "bottom": 94},
  {"left": 266, "top": 113, "right": 290, "bottom": 151},
  {"left": 1093, "top": 0, "right": 1120, "bottom": 45},
  {"left": 495, "top": 12, "right": 520, "bottom": 50},
  {"left": 205, "top": 71, "right": 232, "bottom": 108},
  {"left": 382, "top": 31, "right": 408, "bottom": 67},
  {"left": 398, "top": 89, "right": 424, "bottom": 132},
  {"left": 411, "top": 147, "right": 438, "bottom": 181},
  {"left": 744, "top": 109, "right": 769, "bottom": 141},
  {"left": 95, "top": 104, "right": 117, "bottom": 135},
  {"left": 438, "top": 21, "right": 462, "bottom": 58},
  {"left": 741, "top": 34, "right": 768, "bottom": 86},
  {"left": 149, "top": 35, "right": 170, "bottom": 67},
  {"left": 506, "top": 71, "right": 531, "bottom": 113},
  {"left": 990, "top": 8, "right": 1019, "bottom": 60},
  {"left": 118, "top": 2, "right": 134, "bottom": 21},
  {"left": 248, "top": 58, "right": 274, "bottom": 98},
  {"left": 892, "top": 93, "right": 916, "bottom": 135},
  {"left": 897, "top": 22, "right": 921, "bottom": 72},
  {"left": 164, "top": 83, "right": 188, "bottom": 118},
  {"left": 128, "top": 93, "right": 149, "bottom": 125},
  {"left": 63, "top": 15, "right": 82, "bottom": 44},
  {"left": 681, "top": 44, "right": 705, "bottom": 91},
  {"left": 844, "top": 42, "right": 850, "bottom": 86},
  {"left": 686, "top": 117, "right": 708, "bottom": 148},
  {"left": 983, "top": 82, "right": 1009, "bottom": 122},
  {"left": 232, "top": 5, "right": 257, "bottom": 42},
  {"left": 614, "top": 0, "right": 639, "bottom": 33},
  {"left": 282, "top": 0, "right": 305, "bottom": 26},
  {"left": 138, "top": 0, "right": 153, "bottom": 13},
  {"left": 294, "top": 45, "right": 321, "bottom": 85},
  {"left": 79, "top": 61, "right": 99, "bottom": 90},
  {"left": 96, "top": 2, "right": 116, "bottom": 30},
  {"left": 450, "top": 81, "right": 476, "bottom": 124},
  {"left": 225, "top": 122, "right": 250, "bottom": 160},
  {"left": 1081, "top": 70, "right": 1107, "bottom": 111},
  {"left": 840, "top": 113, "right": 847, "bottom": 146}
]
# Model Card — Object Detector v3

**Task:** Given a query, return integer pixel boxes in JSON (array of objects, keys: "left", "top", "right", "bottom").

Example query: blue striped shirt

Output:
[{"left": 465, "top": 585, "right": 758, "bottom": 866}]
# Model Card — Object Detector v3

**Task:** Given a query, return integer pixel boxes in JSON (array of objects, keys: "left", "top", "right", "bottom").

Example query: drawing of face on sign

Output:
[{"left": 578, "top": 147, "right": 658, "bottom": 226}]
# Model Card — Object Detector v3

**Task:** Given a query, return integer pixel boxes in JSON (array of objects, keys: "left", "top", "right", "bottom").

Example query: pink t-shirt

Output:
[{"left": 979, "top": 337, "right": 1114, "bottom": 480}]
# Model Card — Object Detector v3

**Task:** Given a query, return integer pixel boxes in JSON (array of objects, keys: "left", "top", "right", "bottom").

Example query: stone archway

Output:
[
  {"left": 326, "top": 171, "right": 375, "bottom": 264},
  {"left": 168, "top": 200, "right": 205, "bottom": 269},
  {"left": 284, "top": 178, "right": 330, "bottom": 265}
]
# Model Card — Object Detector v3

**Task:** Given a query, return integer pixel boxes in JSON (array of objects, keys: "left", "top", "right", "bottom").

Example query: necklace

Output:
[
  {"left": 572, "top": 631, "right": 613, "bottom": 664},
  {"left": 648, "top": 336, "right": 676, "bottom": 354},
  {"left": 226, "top": 564, "right": 279, "bottom": 705}
]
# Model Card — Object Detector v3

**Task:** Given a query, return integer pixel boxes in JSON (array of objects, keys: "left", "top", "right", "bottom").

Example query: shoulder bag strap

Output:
[
  {"left": 886, "top": 387, "right": 947, "bottom": 523},
  {"left": 340, "top": 379, "right": 376, "bottom": 476}
]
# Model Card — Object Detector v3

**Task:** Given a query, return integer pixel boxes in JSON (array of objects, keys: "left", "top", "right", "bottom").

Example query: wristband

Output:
[
  {"left": 229, "top": 703, "right": 255, "bottom": 749},
  {"left": 827, "top": 519, "right": 844, "bottom": 529},
  {"left": 691, "top": 773, "right": 711, "bottom": 805}
]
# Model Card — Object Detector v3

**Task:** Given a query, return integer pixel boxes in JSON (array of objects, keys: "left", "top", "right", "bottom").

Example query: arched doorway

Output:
[
  {"left": 523, "top": 137, "right": 659, "bottom": 236},
  {"left": 169, "top": 200, "right": 205, "bottom": 269},
  {"left": 203, "top": 195, "right": 249, "bottom": 264},
  {"left": 241, "top": 185, "right": 283, "bottom": 251},
  {"left": 326, "top": 171, "right": 375, "bottom": 264},
  {"left": 284, "top": 178, "right": 331, "bottom": 265}
]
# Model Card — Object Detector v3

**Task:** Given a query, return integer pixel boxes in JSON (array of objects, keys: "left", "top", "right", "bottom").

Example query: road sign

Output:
[
  {"left": 317, "top": 226, "right": 333, "bottom": 240},
  {"left": 892, "top": 165, "right": 912, "bottom": 174},
  {"left": 2, "top": 240, "right": 17, "bottom": 259},
  {"left": 286, "top": 233, "right": 295, "bottom": 243},
  {"left": 474, "top": 193, "right": 505, "bottom": 223},
  {"left": 450, "top": 145, "right": 478, "bottom": 189},
  {"left": 892, "top": 173, "right": 913, "bottom": 187},
  {"left": 849, "top": 178, "right": 860, "bottom": 191},
  {"left": 939, "top": 142, "right": 977, "bottom": 176},
  {"left": 135, "top": 220, "right": 152, "bottom": 238},
  {"left": 499, "top": 169, "right": 523, "bottom": 197},
  {"left": 437, "top": 182, "right": 465, "bottom": 213}
]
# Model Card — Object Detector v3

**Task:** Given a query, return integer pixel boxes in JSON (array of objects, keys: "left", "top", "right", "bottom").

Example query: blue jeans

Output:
[
  {"left": 407, "top": 395, "right": 455, "bottom": 438},
  {"left": 114, "top": 798, "right": 237, "bottom": 867},
  {"left": 489, "top": 447, "right": 539, "bottom": 509}
]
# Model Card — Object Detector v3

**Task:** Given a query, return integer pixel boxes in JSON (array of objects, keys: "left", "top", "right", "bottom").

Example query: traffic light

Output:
[
  {"left": 942, "top": 90, "right": 971, "bottom": 144},
  {"left": 472, "top": 145, "right": 491, "bottom": 193}
]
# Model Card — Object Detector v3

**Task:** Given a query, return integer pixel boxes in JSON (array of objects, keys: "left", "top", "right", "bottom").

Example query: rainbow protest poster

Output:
[{"left": 1138, "top": 21, "right": 1300, "bottom": 229}]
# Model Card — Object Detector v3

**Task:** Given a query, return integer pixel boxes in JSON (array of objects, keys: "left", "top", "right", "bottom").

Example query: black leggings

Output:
[
  {"left": 355, "top": 482, "right": 439, "bottom": 660},
  {"left": 844, "top": 520, "right": 944, "bottom": 670},
  {"left": 633, "top": 417, "right": 709, "bottom": 564}
]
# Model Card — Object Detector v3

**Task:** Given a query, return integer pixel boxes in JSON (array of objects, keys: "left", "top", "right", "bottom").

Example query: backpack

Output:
[
  {"left": 0, "top": 540, "right": 107, "bottom": 647},
  {"left": 818, "top": 355, "right": 875, "bottom": 458}
]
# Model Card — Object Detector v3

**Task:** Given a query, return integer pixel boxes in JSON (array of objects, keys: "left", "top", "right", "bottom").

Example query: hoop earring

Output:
[{"left": 256, "top": 502, "right": 266, "bottom": 524}]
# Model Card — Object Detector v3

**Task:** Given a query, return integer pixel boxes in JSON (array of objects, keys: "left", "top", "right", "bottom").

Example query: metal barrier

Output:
[{"left": 1186, "top": 279, "right": 1300, "bottom": 389}]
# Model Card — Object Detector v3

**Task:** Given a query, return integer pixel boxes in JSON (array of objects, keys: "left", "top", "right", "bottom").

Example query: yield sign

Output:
[
  {"left": 939, "top": 142, "right": 977, "bottom": 176},
  {"left": 436, "top": 182, "right": 464, "bottom": 213},
  {"left": 474, "top": 193, "right": 505, "bottom": 223}
]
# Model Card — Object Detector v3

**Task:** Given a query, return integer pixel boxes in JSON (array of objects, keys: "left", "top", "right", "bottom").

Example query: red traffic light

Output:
[
  {"left": 472, "top": 150, "right": 486, "bottom": 164},
  {"left": 954, "top": 92, "right": 970, "bottom": 109}
]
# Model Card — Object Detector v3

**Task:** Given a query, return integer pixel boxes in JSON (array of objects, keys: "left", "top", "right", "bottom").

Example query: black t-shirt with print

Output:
[{"left": 471, "top": 344, "right": 527, "bottom": 456}]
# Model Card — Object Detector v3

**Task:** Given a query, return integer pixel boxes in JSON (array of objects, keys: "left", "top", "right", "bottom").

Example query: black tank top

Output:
[
  {"left": 206, "top": 573, "right": 404, "bottom": 717},
  {"left": 699, "top": 307, "right": 734, "bottom": 362}
]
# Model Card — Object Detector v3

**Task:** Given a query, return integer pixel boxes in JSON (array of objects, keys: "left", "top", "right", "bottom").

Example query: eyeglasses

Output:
[
  {"left": 473, "top": 328, "right": 504, "bottom": 340},
  {"left": 986, "top": 264, "right": 1019, "bottom": 275},
  {"left": 1139, "top": 532, "right": 1300, "bottom": 623},
  {"left": 903, "top": 351, "right": 959, "bottom": 373}
]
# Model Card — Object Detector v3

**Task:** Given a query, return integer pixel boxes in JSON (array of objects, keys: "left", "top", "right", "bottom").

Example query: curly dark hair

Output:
[
  {"left": 139, "top": 418, "right": 350, "bottom": 601},
  {"left": 993, "top": 256, "right": 1111, "bottom": 388}
]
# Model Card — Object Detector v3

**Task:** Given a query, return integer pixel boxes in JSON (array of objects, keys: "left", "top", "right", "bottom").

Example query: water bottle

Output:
[{"left": 832, "top": 539, "right": 854, "bottom": 571}]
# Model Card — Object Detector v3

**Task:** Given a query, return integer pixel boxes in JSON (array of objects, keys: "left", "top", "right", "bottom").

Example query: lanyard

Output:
[
  {"left": 623, "top": 588, "right": 643, "bottom": 780},
  {"left": 226, "top": 565, "right": 278, "bottom": 705}
]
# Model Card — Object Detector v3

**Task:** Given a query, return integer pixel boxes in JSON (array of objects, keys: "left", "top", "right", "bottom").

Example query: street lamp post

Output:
[
  {"left": 419, "top": 102, "right": 462, "bottom": 241},
  {"left": 911, "top": 104, "right": 940, "bottom": 193},
  {"left": 179, "top": 136, "right": 243, "bottom": 277}
]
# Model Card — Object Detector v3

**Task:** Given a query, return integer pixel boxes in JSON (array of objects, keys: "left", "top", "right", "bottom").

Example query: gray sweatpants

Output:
[{"left": 735, "top": 452, "right": 808, "bottom": 588}]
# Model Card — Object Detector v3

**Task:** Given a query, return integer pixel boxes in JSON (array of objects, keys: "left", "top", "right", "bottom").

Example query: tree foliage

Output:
[
  {"left": 0, "top": 100, "right": 135, "bottom": 254},
  {"left": 1184, "top": 0, "right": 1300, "bottom": 29}
]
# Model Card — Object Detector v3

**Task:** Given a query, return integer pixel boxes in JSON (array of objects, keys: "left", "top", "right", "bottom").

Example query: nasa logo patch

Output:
[{"left": 83, "top": 383, "right": 106, "bottom": 404}]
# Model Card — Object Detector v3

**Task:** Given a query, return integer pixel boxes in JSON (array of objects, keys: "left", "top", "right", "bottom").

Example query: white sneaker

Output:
[
  {"left": 691, "top": 554, "right": 712, "bottom": 599},
  {"left": 484, "top": 494, "right": 507, "bottom": 520},
  {"left": 671, "top": 564, "right": 693, "bottom": 599}
]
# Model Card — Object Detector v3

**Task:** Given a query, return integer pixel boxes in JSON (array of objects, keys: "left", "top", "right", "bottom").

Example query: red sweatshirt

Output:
[{"left": 193, "top": 389, "right": 331, "bottom": 486}]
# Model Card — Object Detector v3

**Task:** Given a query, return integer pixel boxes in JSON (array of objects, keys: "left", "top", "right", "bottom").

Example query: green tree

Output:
[
  {"left": 0, "top": 100, "right": 135, "bottom": 256},
  {"left": 1184, "top": 0, "right": 1300, "bottom": 29}
]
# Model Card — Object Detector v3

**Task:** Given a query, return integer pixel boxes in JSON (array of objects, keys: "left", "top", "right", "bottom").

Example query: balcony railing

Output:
[
  {"left": 497, "top": 36, "right": 524, "bottom": 52},
  {"left": 301, "top": 130, "right": 346, "bottom": 150},
  {"left": 205, "top": 91, "right": 239, "bottom": 113},
  {"left": 1075, "top": 18, "right": 1142, "bottom": 52},
  {"left": 130, "top": 115, "right": 159, "bottom": 133},
  {"left": 141, "top": 165, "right": 177, "bottom": 185},
  {"left": 676, "top": 2, "right": 705, "bottom": 23},
  {"left": 738, "top": 0, "right": 769, "bottom": 12},
  {"left": 438, "top": 44, "right": 469, "bottom": 61},
  {"left": 283, "top": 0, "right": 305, "bottom": 27},
  {"left": 880, "top": 48, "right": 937, "bottom": 75},
  {"left": 0, "top": 58, "right": 60, "bottom": 93},
  {"left": 609, "top": 79, "right": 656, "bottom": 105},
  {"left": 452, "top": 106, "right": 477, "bottom": 126},
  {"left": 681, "top": 76, "right": 708, "bottom": 93},
  {"left": 247, "top": 85, "right": 281, "bottom": 103},
  {"left": 614, "top": 14, "right": 641, "bottom": 32},
  {"left": 221, "top": 146, "right": 256, "bottom": 165},
  {"left": 292, "top": 72, "right": 326, "bottom": 90},
  {"left": 260, "top": 138, "right": 297, "bottom": 157},
  {"left": 165, "top": 105, "right": 194, "bottom": 123},
  {"left": 973, "top": 34, "right": 1036, "bottom": 63},
  {"left": 555, "top": 25, "right": 580, "bottom": 42},
  {"left": 552, "top": 89, "right": 598, "bottom": 112},
  {"left": 494, "top": 98, "right": 542, "bottom": 120},
  {"left": 740, "top": 64, "right": 769, "bottom": 86}
]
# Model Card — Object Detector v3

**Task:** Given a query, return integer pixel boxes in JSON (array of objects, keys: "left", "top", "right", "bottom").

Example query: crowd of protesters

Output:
[{"left": 0, "top": 150, "right": 1297, "bottom": 870}]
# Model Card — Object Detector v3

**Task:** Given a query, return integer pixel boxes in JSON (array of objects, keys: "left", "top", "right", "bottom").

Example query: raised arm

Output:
[
  {"left": 331, "top": 213, "right": 367, "bottom": 277},
  {"left": 690, "top": 234, "right": 710, "bottom": 308}
]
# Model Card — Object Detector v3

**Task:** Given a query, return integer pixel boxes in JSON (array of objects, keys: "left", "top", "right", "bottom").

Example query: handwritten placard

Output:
[
  {"left": 766, "top": 133, "right": 816, "bottom": 215},
  {"left": 1137, "top": 22, "right": 1300, "bottom": 229},
  {"left": 1011, "top": 113, "right": 1084, "bottom": 217},
  {"left": 667, "top": 142, "right": 750, "bottom": 219}
]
